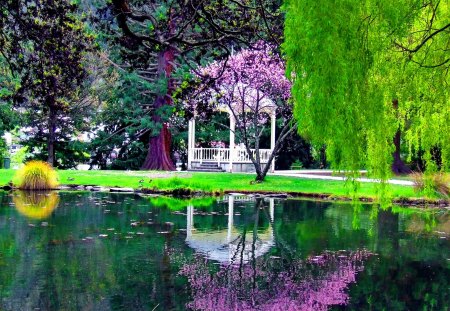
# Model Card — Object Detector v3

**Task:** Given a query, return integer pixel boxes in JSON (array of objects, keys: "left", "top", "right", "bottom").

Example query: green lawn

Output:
[{"left": 0, "top": 169, "right": 419, "bottom": 199}]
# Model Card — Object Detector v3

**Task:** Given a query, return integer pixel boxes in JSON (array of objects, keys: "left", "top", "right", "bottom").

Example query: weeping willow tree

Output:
[{"left": 283, "top": 0, "right": 449, "bottom": 180}]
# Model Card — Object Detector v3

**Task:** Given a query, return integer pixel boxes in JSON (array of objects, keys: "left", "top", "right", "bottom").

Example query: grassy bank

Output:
[{"left": 0, "top": 169, "right": 422, "bottom": 200}]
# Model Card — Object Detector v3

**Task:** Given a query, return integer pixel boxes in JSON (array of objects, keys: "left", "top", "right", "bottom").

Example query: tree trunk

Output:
[
  {"left": 252, "top": 123, "right": 296, "bottom": 182},
  {"left": 392, "top": 128, "right": 411, "bottom": 175},
  {"left": 141, "top": 122, "right": 175, "bottom": 170},
  {"left": 47, "top": 107, "right": 57, "bottom": 166},
  {"left": 141, "top": 49, "right": 176, "bottom": 170},
  {"left": 255, "top": 170, "right": 265, "bottom": 182},
  {"left": 391, "top": 99, "right": 411, "bottom": 175}
]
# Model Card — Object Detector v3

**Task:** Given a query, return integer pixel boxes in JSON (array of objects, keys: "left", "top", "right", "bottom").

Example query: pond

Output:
[{"left": 0, "top": 191, "right": 448, "bottom": 311}]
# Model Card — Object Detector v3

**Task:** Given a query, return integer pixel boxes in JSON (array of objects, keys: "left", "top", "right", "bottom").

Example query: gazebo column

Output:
[
  {"left": 188, "top": 118, "right": 196, "bottom": 169},
  {"left": 270, "top": 111, "right": 276, "bottom": 173},
  {"left": 229, "top": 113, "right": 235, "bottom": 172},
  {"left": 188, "top": 119, "right": 192, "bottom": 169},
  {"left": 192, "top": 118, "right": 196, "bottom": 167}
]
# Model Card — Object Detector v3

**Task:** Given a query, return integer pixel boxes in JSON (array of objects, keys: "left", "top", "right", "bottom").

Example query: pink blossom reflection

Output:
[{"left": 180, "top": 250, "right": 372, "bottom": 311}]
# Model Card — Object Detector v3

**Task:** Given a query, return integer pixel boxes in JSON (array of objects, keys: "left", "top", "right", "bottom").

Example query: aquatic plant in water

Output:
[{"left": 14, "top": 160, "right": 59, "bottom": 190}]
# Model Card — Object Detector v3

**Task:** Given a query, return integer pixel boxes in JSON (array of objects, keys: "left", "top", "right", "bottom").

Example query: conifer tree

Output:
[{"left": 0, "top": 0, "right": 93, "bottom": 166}]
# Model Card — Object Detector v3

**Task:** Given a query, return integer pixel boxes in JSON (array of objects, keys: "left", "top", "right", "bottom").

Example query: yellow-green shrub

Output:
[{"left": 14, "top": 160, "right": 59, "bottom": 190}]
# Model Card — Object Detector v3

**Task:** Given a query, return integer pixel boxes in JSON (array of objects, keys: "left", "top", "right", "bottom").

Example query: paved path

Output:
[{"left": 272, "top": 170, "right": 414, "bottom": 186}]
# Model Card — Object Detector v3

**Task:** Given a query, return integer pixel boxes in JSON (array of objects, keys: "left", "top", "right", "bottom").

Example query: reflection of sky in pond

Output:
[{"left": 0, "top": 191, "right": 448, "bottom": 311}]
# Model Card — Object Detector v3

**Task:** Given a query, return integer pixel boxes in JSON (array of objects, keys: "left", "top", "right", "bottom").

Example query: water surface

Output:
[{"left": 0, "top": 191, "right": 448, "bottom": 310}]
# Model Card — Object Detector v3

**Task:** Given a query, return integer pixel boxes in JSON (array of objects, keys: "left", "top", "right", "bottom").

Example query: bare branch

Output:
[{"left": 394, "top": 23, "right": 450, "bottom": 53}]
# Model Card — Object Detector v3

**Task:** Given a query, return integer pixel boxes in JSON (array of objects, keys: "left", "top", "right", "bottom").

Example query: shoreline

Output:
[{"left": 2, "top": 184, "right": 448, "bottom": 209}]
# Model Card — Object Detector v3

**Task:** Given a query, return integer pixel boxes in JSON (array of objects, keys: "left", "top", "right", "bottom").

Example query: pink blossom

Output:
[
  {"left": 210, "top": 140, "right": 226, "bottom": 148},
  {"left": 199, "top": 42, "right": 291, "bottom": 101},
  {"left": 187, "top": 42, "right": 292, "bottom": 123}
]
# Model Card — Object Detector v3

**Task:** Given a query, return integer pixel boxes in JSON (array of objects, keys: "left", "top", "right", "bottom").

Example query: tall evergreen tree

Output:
[
  {"left": 0, "top": 56, "right": 18, "bottom": 161},
  {"left": 0, "top": 0, "right": 94, "bottom": 167}
]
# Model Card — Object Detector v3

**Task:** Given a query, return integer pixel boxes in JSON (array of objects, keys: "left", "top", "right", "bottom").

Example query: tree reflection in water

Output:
[
  {"left": 181, "top": 197, "right": 372, "bottom": 311},
  {"left": 185, "top": 196, "right": 275, "bottom": 264}
]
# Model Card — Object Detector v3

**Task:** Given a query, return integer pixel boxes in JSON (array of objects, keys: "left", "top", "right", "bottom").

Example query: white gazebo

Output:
[{"left": 187, "top": 86, "right": 277, "bottom": 173}]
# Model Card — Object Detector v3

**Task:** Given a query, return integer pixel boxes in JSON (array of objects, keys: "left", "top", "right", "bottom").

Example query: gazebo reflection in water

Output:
[{"left": 185, "top": 195, "right": 275, "bottom": 264}]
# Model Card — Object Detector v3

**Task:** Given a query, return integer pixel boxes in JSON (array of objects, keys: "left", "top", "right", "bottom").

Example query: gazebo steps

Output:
[{"left": 189, "top": 163, "right": 226, "bottom": 172}]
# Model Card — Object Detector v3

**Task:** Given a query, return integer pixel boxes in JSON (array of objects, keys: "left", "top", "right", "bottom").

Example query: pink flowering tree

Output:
[{"left": 186, "top": 43, "right": 295, "bottom": 181}]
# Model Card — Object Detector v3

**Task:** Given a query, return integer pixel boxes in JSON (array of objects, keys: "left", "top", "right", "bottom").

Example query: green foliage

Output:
[
  {"left": 284, "top": 0, "right": 371, "bottom": 170},
  {"left": 290, "top": 160, "right": 303, "bottom": 170},
  {"left": 88, "top": 71, "right": 156, "bottom": 169},
  {"left": 277, "top": 132, "right": 322, "bottom": 170},
  {"left": 0, "top": 139, "right": 7, "bottom": 168},
  {"left": 0, "top": 0, "right": 96, "bottom": 167},
  {"left": 14, "top": 161, "right": 59, "bottom": 190},
  {"left": 283, "top": 0, "right": 450, "bottom": 180},
  {"left": 24, "top": 138, "right": 90, "bottom": 169},
  {"left": 11, "top": 146, "right": 29, "bottom": 167},
  {"left": 412, "top": 172, "right": 449, "bottom": 198},
  {"left": 0, "top": 57, "right": 18, "bottom": 149}
]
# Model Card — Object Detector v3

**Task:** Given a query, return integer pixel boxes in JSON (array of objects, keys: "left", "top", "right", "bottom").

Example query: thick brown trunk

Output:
[
  {"left": 141, "top": 49, "right": 176, "bottom": 170},
  {"left": 141, "top": 123, "right": 175, "bottom": 170},
  {"left": 391, "top": 99, "right": 411, "bottom": 175},
  {"left": 47, "top": 107, "right": 56, "bottom": 166}
]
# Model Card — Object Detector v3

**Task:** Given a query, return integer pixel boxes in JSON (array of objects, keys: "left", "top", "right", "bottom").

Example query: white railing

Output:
[
  {"left": 234, "top": 148, "right": 272, "bottom": 163},
  {"left": 191, "top": 148, "right": 272, "bottom": 163},
  {"left": 192, "top": 148, "right": 230, "bottom": 164}
]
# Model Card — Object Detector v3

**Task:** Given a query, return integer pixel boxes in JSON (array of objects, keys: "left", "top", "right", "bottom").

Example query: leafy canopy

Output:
[
  {"left": 283, "top": 0, "right": 450, "bottom": 179},
  {"left": 0, "top": 0, "right": 95, "bottom": 167}
]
